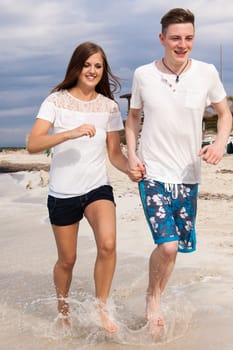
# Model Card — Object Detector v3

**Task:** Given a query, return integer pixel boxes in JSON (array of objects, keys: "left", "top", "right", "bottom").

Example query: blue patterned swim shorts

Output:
[{"left": 138, "top": 178, "right": 198, "bottom": 253}]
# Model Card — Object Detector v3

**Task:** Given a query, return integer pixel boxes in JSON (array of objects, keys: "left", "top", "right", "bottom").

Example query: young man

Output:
[{"left": 126, "top": 8, "right": 232, "bottom": 331}]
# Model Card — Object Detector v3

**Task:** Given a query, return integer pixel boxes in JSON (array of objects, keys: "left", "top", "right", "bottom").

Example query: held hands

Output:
[
  {"left": 127, "top": 155, "right": 146, "bottom": 182},
  {"left": 68, "top": 124, "right": 96, "bottom": 139},
  {"left": 198, "top": 142, "right": 225, "bottom": 165}
]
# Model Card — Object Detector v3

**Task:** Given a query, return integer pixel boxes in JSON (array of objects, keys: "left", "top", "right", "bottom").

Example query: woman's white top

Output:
[{"left": 36, "top": 90, "right": 123, "bottom": 198}]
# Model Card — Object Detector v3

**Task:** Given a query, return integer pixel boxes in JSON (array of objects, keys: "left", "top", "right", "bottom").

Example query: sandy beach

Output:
[{"left": 0, "top": 148, "right": 232, "bottom": 350}]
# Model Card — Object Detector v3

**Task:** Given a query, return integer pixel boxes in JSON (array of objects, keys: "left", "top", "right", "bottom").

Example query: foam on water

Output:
[
  {"left": 0, "top": 284, "right": 197, "bottom": 350},
  {"left": 1, "top": 169, "right": 233, "bottom": 349}
]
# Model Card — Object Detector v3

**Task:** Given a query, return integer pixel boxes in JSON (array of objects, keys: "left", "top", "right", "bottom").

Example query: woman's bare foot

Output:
[
  {"left": 54, "top": 312, "right": 72, "bottom": 334},
  {"left": 56, "top": 297, "right": 71, "bottom": 326},
  {"left": 97, "top": 301, "right": 118, "bottom": 333}
]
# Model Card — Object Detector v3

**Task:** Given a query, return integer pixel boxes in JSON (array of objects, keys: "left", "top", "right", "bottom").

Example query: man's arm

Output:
[
  {"left": 199, "top": 97, "right": 232, "bottom": 164},
  {"left": 125, "top": 108, "right": 145, "bottom": 178}
]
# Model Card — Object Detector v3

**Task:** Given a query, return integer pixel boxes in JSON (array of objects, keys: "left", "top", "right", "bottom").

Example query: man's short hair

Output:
[{"left": 160, "top": 8, "right": 195, "bottom": 34}]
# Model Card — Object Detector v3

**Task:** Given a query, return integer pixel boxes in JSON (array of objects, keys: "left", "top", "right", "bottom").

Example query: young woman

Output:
[{"left": 27, "top": 41, "right": 141, "bottom": 333}]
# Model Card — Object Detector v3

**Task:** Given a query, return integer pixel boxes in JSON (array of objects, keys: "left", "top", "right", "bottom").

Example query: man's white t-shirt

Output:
[
  {"left": 130, "top": 59, "right": 226, "bottom": 184},
  {"left": 36, "top": 90, "right": 123, "bottom": 198}
]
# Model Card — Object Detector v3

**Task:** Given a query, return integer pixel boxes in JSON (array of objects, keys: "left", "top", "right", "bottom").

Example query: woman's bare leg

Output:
[
  {"left": 85, "top": 200, "right": 117, "bottom": 333},
  {"left": 52, "top": 223, "right": 79, "bottom": 322}
]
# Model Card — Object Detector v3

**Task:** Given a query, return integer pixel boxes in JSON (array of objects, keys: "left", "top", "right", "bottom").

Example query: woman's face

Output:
[{"left": 78, "top": 52, "right": 104, "bottom": 90}]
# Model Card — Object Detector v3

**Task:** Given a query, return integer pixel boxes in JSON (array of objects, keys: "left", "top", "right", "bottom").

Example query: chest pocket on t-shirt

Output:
[{"left": 184, "top": 89, "right": 205, "bottom": 110}]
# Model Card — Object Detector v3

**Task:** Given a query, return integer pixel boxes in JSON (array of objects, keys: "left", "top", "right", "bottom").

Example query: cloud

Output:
[
  {"left": 0, "top": 0, "right": 233, "bottom": 146},
  {"left": 0, "top": 127, "right": 29, "bottom": 147}
]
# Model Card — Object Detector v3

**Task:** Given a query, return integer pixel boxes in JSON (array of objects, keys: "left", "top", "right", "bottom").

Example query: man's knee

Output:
[{"left": 158, "top": 241, "right": 178, "bottom": 259}]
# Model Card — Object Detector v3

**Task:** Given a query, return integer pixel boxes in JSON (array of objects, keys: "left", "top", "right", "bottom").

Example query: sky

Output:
[{"left": 0, "top": 0, "right": 233, "bottom": 146}]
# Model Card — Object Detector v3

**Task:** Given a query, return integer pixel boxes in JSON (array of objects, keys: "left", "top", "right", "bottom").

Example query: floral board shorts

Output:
[{"left": 138, "top": 178, "right": 198, "bottom": 253}]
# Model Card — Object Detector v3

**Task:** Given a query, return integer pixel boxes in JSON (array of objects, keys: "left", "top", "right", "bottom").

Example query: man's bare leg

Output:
[{"left": 146, "top": 241, "right": 178, "bottom": 329}]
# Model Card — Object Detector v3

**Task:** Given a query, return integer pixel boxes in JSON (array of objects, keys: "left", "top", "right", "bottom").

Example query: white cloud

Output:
[
  {"left": 133, "top": 0, "right": 233, "bottom": 19},
  {"left": 0, "top": 0, "right": 107, "bottom": 60},
  {"left": 0, "top": 107, "right": 36, "bottom": 119},
  {"left": 0, "top": 0, "right": 233, "bottom": 146},
  {"left": 197, "top": 21, "right": 233, "bottom": 44},
  {"left": 0, "top": 127, "right": 29, "bottom": 146}
]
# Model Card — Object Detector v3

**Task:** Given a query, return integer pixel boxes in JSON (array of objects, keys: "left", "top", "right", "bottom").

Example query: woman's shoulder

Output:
[
  {"left": 97, "top": 94, "right": 119, "bottom": 113},
  {"left": 44, "top": 91, "right": 119, "bottom": 113},
  {"left": 46, "top": 90, "right": 66, "bottom": 104},
  {"left": 45, "top": 89, "right": 80, "bottom": 110}
]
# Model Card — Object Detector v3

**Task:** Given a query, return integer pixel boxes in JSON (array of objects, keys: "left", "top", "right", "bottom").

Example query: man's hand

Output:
[
  {"left": 127, "top": 155, "right": 146, "bottom": 182},
  {"left": 198, "top": 142, "right": 225, "bottom": 164}
]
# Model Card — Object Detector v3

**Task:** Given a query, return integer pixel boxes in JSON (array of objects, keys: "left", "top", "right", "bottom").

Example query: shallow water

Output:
[
  {"left": 1, "top": 250, "right": 232, "bottom": 350},
  {"left": 1, "top": 172, "right": 233, "bottom": 350},
  {"left": 0, "top": 275, "right": 191, "bottom": 349}
]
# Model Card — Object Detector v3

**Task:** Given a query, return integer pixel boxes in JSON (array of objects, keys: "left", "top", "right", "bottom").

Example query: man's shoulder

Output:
[
  {"left": 135, "top": 62, "right": 154, "bottom": 72},
  {"left": 134, "top": 62, "right": 154, "bottom": 75},
  {"left": 192, "top": 59, "right": 216, "bottom": 71}
]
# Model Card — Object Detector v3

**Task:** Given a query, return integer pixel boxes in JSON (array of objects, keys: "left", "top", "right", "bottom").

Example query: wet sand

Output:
[{"left": 0, "top": 150, "right": 232, "bottom": 350}]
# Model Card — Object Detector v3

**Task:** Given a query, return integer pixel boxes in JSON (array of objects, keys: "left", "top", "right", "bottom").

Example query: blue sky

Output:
[{"left": 0, "top": 0, "right": 233, "bottom": 146}]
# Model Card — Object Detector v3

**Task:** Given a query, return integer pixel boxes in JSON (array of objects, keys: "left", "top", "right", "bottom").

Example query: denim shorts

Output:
[
  {"left": 47, "top": 185, "right": 115, "bottom": 226},
  {"left": 139, "top": 178, "right": 198, "bottom": 253}
]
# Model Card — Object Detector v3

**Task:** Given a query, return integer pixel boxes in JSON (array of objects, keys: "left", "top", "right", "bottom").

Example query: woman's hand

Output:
[{"left": 69, "top": 124, "right": 96, "bottom": 139}]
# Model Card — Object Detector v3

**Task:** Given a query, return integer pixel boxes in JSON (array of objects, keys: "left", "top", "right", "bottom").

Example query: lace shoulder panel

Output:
[{"left": 46, "top": 90, "right": 119, "bottom": 113}]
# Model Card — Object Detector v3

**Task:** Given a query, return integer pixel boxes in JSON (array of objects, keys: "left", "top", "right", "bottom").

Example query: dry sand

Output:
[{"left": 0, "top": 149, "right": 232, "bottom": 350}]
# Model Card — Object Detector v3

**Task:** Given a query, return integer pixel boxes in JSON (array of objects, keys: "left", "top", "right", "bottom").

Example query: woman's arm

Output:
[
  {"left": 27, "top": 118, "right": 96, "bottom": 154},
  {"left": 106, "top": 131, "right": 128, "bottom": 174},
  {"left": 106, "top": 131, "right": 143, "bottom": 182},
  {"left": 27, "top": 119, "right": 68, "bottom": 153}
]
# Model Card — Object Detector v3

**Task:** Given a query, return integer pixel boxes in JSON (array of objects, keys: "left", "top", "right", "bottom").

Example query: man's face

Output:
[{"left": 159, "top": 22, "right": 195, "bottom": 64}]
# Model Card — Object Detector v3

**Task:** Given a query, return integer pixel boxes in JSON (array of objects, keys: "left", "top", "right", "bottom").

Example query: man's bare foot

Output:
[
  {"left": 146, "top": 294, "right": 165, "bottom": 340},
  {"left": 147, "top": 311, "right": 165, "bottom": 341},
  {"left": 97, "top": 302, "right": 118, "bottom": 333},
  {"left": 148, "top": 317, "right": 165, "bottom": 341},
  {"left": 146, "top": 294, "right": 164, "bottom": 322},
  {"left": 148, "top": 316, "right": 164, "bottom": 327}
]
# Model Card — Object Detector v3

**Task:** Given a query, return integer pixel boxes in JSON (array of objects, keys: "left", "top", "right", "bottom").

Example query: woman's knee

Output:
[
  {"left": 97, "top": 239, "right": 116, "bottom": 258},
  {"left": 57, "top": 254, "right": 77, "bottom": 271}
]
